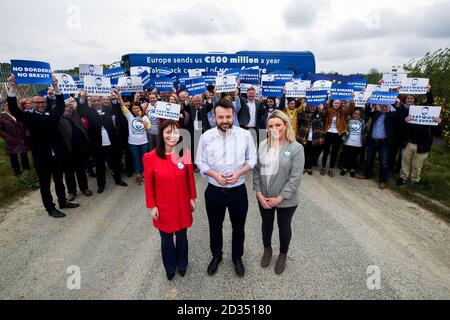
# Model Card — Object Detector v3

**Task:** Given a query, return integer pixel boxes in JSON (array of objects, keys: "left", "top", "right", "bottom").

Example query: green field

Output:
[
  {"left": 398, "top": 141, "right": 450, "bottom": 208},
  {"left": 0, "top": 139, "right": 37, "bottom": 207}
]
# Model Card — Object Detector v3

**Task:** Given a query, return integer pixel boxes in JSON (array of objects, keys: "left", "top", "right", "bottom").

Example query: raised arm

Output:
[
  {"left": 49, "top": 75, "right": 66, "bottom": 122},
  {"left": 6, "top": 75, "right": 30, "bottom": 126}
]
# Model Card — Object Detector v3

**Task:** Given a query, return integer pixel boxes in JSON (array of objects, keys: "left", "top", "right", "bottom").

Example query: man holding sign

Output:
[
  {"left": 397, "top": 103, "right": 442, "bottom": 186},
  {"left": 77, "top": 90, "right": 128, "bottom": 193},
  {"left": 7, "top": 74, "right": 80, "bottom": 218}
]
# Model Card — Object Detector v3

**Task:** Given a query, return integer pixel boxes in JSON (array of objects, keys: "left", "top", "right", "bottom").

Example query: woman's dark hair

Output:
[
  {"left": 131, "top": 102, "right": 143, "bottom": 116},
  {"left": 402, "top": 94, "right": 418, "bottom": 104},
  {"left": 265, "top": 96, "right": 276, "bottom": 107},
  {"left": 287, "top": 98, "right": 299, "bottom": 108},
  {"left": 156, "top": 119, "right": 181, "bottom": 160}
]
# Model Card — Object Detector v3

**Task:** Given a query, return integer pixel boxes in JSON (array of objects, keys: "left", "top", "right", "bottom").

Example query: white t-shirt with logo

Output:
[
  {"left": 327, "top": 115, "right": 338, "bottom": 133},
  {"left": 127, "top": 114, "right": 150, "bottom": 146},
  {"left": 344, "top": 119, "right": 363, "bottom": 147}
]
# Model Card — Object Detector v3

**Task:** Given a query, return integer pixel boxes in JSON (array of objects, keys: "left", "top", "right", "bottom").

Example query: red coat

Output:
[{"left": 143, "top": 150, "right": 197, "bottom": 233}]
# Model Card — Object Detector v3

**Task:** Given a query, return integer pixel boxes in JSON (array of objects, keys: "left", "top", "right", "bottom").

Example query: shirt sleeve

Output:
[
  {"left": 245, "top": 131, "right": 258, "bottom": 169},
  {"left": 279, "top": 144, "right": 305, "bottom": 200},
  {"left": 252, "top": 148, "right": 262, "bottom": 193},
  {"left": 195, "top": 133, "right": 211, "bottom": 176}
]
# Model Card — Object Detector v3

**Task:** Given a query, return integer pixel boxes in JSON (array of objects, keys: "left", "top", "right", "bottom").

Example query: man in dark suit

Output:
[
  {"left": 77, "top": 90, "right": 128, "bottom": 193},
  {"left": 238, "top": 87, "right": 265, "bottom": 130},
  {"left": 7, "top": 75, "right": 79, "bottom": 218},
  {"left": 59, "top": 97, "right": 93, "bottom": 201}
]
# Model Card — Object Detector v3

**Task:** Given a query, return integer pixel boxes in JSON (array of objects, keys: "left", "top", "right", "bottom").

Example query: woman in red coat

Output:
[{"left": 144, "top": 119, "right": 197, "bottom": 280}]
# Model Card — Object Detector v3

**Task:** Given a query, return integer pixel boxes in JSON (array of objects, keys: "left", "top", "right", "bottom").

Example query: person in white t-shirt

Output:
[
  {"left": 116, "top": 90, "right": 151, "bottom": 185},
  {"left": 341, "top": 109, "right": 366, "bottom": 178}
]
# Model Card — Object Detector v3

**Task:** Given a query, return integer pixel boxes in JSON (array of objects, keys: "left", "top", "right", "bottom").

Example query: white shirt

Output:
[
  {"left": 262, "top": 146, "right": 280, "bottom": 186},
  {"left": 344, "top": 119, "right": 363, "bottom": 147},
  {"left": 194, "top": 108, "right": 201, "bottom": 131},
  {"left": 307, "top": 125, "right": 313, "bottom": 142},
  {"left": 97, "top": 109, "right": 112, "bottom": 146},
  {"left": 196, "top": 126, "right": 257, "bottom": 188},
  {"left": 247, "top": 99, "right": 256, "bottom": 128},
  {"left": 327, "top": 115, "right": 338, "bottom": 133}
]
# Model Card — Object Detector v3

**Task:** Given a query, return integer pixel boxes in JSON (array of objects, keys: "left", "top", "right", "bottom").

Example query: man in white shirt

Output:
[{"left": 196, "top": 99, "right": 257, "bottom": 277}]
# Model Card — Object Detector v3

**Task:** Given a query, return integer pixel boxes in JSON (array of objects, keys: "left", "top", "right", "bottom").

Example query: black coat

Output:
[
  {"left": 184, "top": 103, "right": 212, "bottom": 134},
  {"left": 8, "top": 94, "right": 66, "bottom": 168},
  {"left": 365, "top": 104, "right": 404, "bottom": 146},
  {"left": 238, "top": 97, "right": 265, "bottom": 129},
  {"left": 76, "top": 101, "right": 122, "bottom": 151}
]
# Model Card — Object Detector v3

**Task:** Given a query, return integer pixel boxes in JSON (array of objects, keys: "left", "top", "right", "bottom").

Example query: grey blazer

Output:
[{"left": 253, "top": 140, "right": 305, "bottom": 208}]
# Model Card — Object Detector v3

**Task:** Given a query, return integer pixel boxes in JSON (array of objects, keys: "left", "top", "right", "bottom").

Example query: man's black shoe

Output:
[
  {"left": 166, "top": 272, "right": 175, "bottom": 281},
  {"left": 396, "top": 178, "right": 405, "bottom": 186},
  {"left": 116, "top": 181, "right": 128, "bottom": 187},
  {"left": 59, "top": 202, "right": 80, "bottom": 209},
  {"left": 178, "top": 268, "right": 186, "bottom": 277},
  {"left": 48, "top": 208, "right": 66, "bottom": 218},
  {"left": 97, "top": 185, "right": 105, "bottom": 194},
  {"left": 233, "top": 258, "right": 245, "bottom": 277},
  {"left": 207, "top": 256, "right": 222, "bottom": 276}
]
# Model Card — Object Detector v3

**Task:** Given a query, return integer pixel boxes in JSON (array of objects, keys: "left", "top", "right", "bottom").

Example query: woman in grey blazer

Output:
[{"left": 253, "top": 110, "right": 305, "bottom": 274}]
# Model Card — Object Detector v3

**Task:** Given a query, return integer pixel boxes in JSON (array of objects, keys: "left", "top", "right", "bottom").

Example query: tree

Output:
[{"left": 366, "top": 68, "right": 382, "bottom": 84}]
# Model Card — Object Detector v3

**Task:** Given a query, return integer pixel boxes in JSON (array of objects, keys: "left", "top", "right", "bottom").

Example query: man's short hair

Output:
[
  {"left": 247, "top": 87, "right": 256, "bottom": 93},
  {"left": 214, "top": 98, "right": 234, "bottom": 113}
]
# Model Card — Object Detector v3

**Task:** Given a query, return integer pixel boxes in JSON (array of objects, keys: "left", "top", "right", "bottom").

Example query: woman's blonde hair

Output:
[{"left": 266, "top": 110, "right": 296, "bottom": 147}]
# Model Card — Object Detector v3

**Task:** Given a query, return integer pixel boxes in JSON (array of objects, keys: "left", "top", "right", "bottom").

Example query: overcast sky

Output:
[{"left": 1, "top": 0, "right": 449, "bottom": 74}]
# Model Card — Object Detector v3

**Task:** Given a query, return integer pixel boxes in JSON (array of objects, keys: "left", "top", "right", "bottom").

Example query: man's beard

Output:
[{"left": 218, "top": 122, "right": 232, "bottom": 132}]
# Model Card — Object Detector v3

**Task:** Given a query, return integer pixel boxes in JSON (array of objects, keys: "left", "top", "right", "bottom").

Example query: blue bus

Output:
[{"left": 120, "top": 51, "right": 315, "bottom": 76}]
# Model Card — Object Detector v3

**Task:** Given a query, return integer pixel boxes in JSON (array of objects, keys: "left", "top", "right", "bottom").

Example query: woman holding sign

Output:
[
  {"left": 143, "top": 120, "right": 196, "bottom": 280},
  {"left": 321, "top": 98, "right": 355, "bottom": 177},
  {"left": 115, "top": 90, "right": 151, "bottom": 185}
]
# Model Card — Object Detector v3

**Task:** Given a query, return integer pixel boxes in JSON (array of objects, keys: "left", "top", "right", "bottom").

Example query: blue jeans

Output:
[
  {"left": 129, "top": 143, "right": 148, "bottom": 174},
  {"left": 159, "top": 229, "right": 188, "bottom": 275},
  {"left": 364, "top": 139, "right": 390, "bottom": 183}
]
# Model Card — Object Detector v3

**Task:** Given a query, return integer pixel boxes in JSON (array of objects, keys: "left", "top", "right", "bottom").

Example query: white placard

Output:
[
  {"left": 155, "top": 102, "right": 181, "bottom": 121},
  {"left": 54, "top": 73, "right": 79, "bottom": 94},
  {"left": 408, "top": 105, "right": 441, "bottom": 126},
  {"left": 130, "top": 66, "right": 151, "bottom": 76},
  {"left": 366, "top": 84, "right": 389, "bottom": 93},
  {"left": 79, "top": 64, "right": 103, "bottom": 80},
  {"left": 312, "top": 80, "right": 332, "bottom": 91},
  {"left": 117, "top": 76, "right": 144, "bottom": 93},
  {"left": 188, "top": 68, "right": 206, "bottom": 78},
  {"left": 354, "top": 91, "right": 372, "bottom": 108},
  {"left": 382, "top": 73, "right": 407, "bottom": 88},
  {"left": 215, "top": 75, "right": 238, "bottom": 93},
  {"left": 83, "top": 76, "right": 112, "bottom": 97},
  {"left": 400, "top": 78, "right": 429, "bottom": 95},
  {"left": 285, "top": 80, "right": 311, "bottom": 98},
  {"left": 261, "top": 74, "right": 276, "bottom": 82}
]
